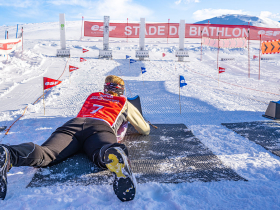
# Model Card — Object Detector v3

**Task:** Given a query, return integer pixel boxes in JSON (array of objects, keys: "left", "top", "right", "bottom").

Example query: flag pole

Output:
[
  {"left": 201, "top": 31, "right": 203, "bottom": 61},
  {"left": 69, "top": 68, "right": 71, "bottom": 84},
  {"left": 179, "top": 75, "right": 181, "bottom": 114},
  {"left": 22, "top": 27, "right": 23, "bottom": 51},
  {"left": 217, "top": 32, "right": 220, "bottom": 69},
  {"left": 127, "top": 18, "right": 128, "bottom": 43},
  {"left": 167, "top": 19, "right": 170, "bottom": 44},
  {"left": 259, "top": 34, "right": 261, "bottom": 80},
  {"left": 7, "top": 31, "right": 8, "bottom": 61},
  {"left": 43, "top": 79, "right": 45, "bottom": 115},
  {"left": 248, "top": 23, "right": 250, "bottom": 78},
  {"left": 129, "top": 59, "right": 130, "bottom": 71},
  {"left": 218, "top": 69, "right": 220, "bottom": 87},
  {"left": 141, "top": 67, "right": 145, "bottom": 86},
  {"left": 81, "top": 16, "right": 84, "bottom": 40}
]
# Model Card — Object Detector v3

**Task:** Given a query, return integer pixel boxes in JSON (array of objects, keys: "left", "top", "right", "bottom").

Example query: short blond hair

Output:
[{"left": 104, "top": 75, "right": 125, "bottom": 96}]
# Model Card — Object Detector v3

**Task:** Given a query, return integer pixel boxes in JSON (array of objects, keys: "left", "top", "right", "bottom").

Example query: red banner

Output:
[
  {"left": 69, "top": 65, "right": 79, "bottom": 72},
  {"left": 0, "top": 38, "right": 22, "bottom": 54},
  {"left": 84, "top": 21, "right": 280, "bottom": 41},
  {"left": 43, "top": 77, "right": 62, "bottom": 90}
]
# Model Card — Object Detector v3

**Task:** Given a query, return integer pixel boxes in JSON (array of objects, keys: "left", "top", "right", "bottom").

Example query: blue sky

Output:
[{"left": 0, "top": 0, "right": 279, "bottom": 26}]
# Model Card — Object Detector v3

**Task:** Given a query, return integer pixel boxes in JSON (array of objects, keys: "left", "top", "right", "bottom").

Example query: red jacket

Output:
[{"left": 76, "top": 92, "right": 127, "bottom": 127}]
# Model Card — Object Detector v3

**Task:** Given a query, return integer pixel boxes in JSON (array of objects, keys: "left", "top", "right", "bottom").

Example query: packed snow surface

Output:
[{"left": 0, "top": 20, "right": 280, "bottom": 209}]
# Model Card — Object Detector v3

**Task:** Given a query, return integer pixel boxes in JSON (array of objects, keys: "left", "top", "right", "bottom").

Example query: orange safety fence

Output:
[
  {"left": 2, "top": 57, "right": 70, "bottom": 139},
  {"left": 262, "top": 39, "right": 280, "bottom": 54}
]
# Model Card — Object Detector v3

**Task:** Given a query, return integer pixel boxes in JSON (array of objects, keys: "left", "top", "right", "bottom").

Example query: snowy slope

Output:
[
  {"left": 195, "top": 14, "right": 280, "bottom": 28},
  {"left": 0, "top": 21, "right": 280, "bottom": 209}
]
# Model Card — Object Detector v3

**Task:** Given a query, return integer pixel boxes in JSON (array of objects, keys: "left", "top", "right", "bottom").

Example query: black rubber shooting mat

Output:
[
  {"left": 27, "top": 124, "right": 246, "bottom": 188},
  {"left": 222, "top": 121, "right": 280, "bottom": 157}
]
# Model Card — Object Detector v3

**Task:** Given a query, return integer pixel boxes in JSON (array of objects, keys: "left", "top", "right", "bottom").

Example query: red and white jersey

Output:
[{"left": 76, "top": 92, "right": 127, "bottom": 127}]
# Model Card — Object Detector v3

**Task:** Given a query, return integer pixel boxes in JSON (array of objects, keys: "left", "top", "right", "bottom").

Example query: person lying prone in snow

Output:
[{"left": 0, "top": 75, "right": 150, "bottom": 202}]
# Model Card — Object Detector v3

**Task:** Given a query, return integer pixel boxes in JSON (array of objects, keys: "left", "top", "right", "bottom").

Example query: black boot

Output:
[
  {"left": 0, "top": 146, "right": 11, "bottom": 200},
  {"left": 104, "top": 147, "right": 137, "bottom": 202}
]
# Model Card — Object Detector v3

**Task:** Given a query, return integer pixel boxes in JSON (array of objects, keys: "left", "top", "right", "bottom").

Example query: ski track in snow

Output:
[{"left": 0, "top": 21, "right": 280, "bottom": 209}]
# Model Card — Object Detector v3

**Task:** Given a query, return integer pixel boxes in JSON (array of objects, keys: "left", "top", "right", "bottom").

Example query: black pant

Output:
[{"left": 6, "top": 118, "right": 128, "bottom": 168}]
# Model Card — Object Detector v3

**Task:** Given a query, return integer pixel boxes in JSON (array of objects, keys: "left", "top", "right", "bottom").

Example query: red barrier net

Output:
[
  {"left": 84, "top": 21, "right": 280, "bottom": 41},
  {"left": 202, "top": 37, "right": 247, "bottom": 48}
]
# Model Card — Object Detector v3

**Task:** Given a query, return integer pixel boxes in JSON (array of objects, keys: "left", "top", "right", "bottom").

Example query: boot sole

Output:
[
  {"left": 105, "top": 147, "right": 137, "bottom": 202},
  {"left": 0, "top": 146, "right": 9, "bottom": 200}
]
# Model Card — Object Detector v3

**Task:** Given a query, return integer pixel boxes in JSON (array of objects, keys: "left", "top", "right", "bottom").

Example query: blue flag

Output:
[
  {"left": 126, "top": 55, "right": 131, "bottom": 59},
  {"left": 141, "top": 67, "right": 147, "bottom": 74},
  {"left": 180, "top": 75, "right": 187, "bottom": 88},
  {"left": 130, "top": 59, "right": 136, "bottom": 63}
]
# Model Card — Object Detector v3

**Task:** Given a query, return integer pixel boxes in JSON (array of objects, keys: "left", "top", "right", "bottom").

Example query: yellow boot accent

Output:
[{"left": 106, "top": 154, "right": 126, "bottom": 178}]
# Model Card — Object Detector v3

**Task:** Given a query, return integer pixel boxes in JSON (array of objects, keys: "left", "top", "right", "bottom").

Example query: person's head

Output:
[{"left": 104, "top": 75, "right": 125, "bottom": 96}]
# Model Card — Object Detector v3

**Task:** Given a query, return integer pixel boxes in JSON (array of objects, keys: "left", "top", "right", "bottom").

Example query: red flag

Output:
[
  {"left": 80, "top": 57, "right": 87, "bottom": 62},
  {"left": 83, "top": 48, "right": 89, "bottom": 53},
  {"left": 162, "top": 53, "right": 166, "bottom": 57},
  {"left": 219, "top": 67, "right": 225, "bottom": 74},
  {"left": 253, "top": 55, "right": 258, "bottom": 59},
  {"left": 69, "top": 65, "right": 79, "bottom": 72},
  {"left": 43, "top": 77, "right": 62, "bottom": 90}
]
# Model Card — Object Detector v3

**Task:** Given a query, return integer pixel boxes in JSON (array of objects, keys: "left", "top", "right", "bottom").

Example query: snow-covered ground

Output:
[{"left": 0, "top": 20, "right": 280, "bottom": 209}]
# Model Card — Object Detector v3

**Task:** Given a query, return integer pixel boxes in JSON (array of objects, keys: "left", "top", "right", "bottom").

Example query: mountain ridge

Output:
[{"left": 195, "top": 14, "right": 280, "bottom": 28}]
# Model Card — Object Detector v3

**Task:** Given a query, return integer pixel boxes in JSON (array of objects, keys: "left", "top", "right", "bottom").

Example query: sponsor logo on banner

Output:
[
  {"left": 69, "top": 65, "right": 79, "bottom": 72},
  {"left": 82, "top": 48, "right": 89, "bottom": 53},
  {"left": 45, "top": 81, "right": 59, "bottom": 86},
  {"left": 80, "top": 57, "right": 87, "bottom": 62},
  {"left": 43, "top": 77, "right": 62, "bottom": 90},
  {"left": 91, "top": 25, "right": 116, "bottom": 32},
  {"left": 219, "top": 67, "right": 226, "bottom": 74},
  {"left": 258, "top": 30, "right": 280, "bottom": 37},
  {"left": 180, "top": 75, "right": 187, "bottom": 88}
]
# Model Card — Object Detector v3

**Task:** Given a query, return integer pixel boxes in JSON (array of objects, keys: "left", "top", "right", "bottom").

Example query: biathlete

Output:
[{"left": 0, "top": 75, "right": 150, "bottom": 202}]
